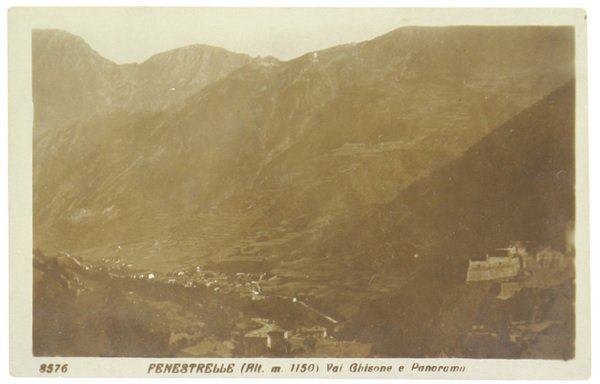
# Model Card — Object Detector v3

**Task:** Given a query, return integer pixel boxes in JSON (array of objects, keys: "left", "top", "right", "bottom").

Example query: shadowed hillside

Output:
[
  {"left": 324, "top": 81, "right": 575, "bottom": 358},
  {"left": 330, "top": 79, "right": 575, "bottom": 276}
]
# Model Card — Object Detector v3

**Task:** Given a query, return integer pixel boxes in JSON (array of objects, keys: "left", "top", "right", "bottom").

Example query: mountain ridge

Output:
[
  {"left": 33, "top": 26, "right": 575, "bottom": 277},
  {"left": 32, "top": 29, "right": 253, "bottom": 137},
  {"left": 317, "top": 78, "right": 575, "bottom": 276}
]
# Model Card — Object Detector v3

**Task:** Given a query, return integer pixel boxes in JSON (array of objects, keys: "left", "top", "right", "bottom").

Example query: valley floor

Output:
[{"left": 32, "top": 243, "right": 575, "bottom": 359}]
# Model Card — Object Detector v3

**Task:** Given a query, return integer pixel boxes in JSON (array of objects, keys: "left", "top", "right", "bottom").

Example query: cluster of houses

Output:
[
  {"left": 159, "top": 268, "right": 273, "bottom": 297},
  {"left": 99, "top": 257, "right": 134, "bottom": 271},
  {"left": 243, "top": 318, "right": 330, "bottom": 356},
  {"left": 90, "top": 257, "right": 275, "bottom": 298},
  {"left": 67, "top": 254, "right": 276, "bottom": 299}
]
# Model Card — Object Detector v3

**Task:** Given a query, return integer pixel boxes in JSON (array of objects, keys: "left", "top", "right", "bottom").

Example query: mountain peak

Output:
[
  {"left": 33, "top": 28, "right": 88, "bottom": 44},
  {"left": 32, "top": 30, "right": 254, "bottom": 135},
  {"left": 141, "top": 43, "right": 251, "bottom": 66},
  {"left": 32, "top": 29, "right": 109, "bottom": 65}
]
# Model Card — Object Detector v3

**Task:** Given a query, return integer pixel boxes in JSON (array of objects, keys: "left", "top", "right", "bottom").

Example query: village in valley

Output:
[
  {"left": 36, "top": 231, "right": 574, "bottom": 359},
  {"left": 38, "top": 248, "right": 373, "bottom": 358}
]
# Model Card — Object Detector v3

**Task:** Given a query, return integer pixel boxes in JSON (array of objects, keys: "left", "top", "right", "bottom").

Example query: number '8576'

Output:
[{"left": 39, "top": 363, "right": 68, "bottom": 373}]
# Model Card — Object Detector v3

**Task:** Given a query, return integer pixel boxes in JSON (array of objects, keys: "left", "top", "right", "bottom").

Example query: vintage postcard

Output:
[{"left": 8, "top": 7, "right": 590, "bottom": 378}]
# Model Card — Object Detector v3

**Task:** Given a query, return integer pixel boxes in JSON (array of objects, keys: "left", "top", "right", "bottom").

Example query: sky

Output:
[
  {"left": 2, "top": 3, "right": 596, "bottom": 383},
  {"left": 10, "top": 7, "right": 582, "bottom": 64},
  {"left": 16, "top": 8, "right": 422, "bottom": 63}
]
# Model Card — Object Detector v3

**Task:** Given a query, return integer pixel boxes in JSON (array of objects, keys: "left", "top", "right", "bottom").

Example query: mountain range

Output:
[{"left": 33, "top": 26, "right": 575, "bottom": 354}]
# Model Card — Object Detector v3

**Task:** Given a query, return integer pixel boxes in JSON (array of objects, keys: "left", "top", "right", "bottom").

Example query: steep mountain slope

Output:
[
  {"left": 400, "top": 78, "right": 575, "bottom": 259},
  {"left": 337, "top": 79, "right": 575, "bottom": 272},
  {"left": 33, "top": 30, "right": 128, "bottom": 135},
  {"left": 124, "top": 44, "right": 256, "bottom": 112},
  {"left": 314, "top": 81, "right": 576, "bottom": 357},
  {"left": 33, "top": 27, "right": 574, "bottom": 276},
  {"left": 170, "top": 26, "right": 575, "bottom": 247},
  {"left": 32, "top": 29, "right": 252, "bottom": 137}
]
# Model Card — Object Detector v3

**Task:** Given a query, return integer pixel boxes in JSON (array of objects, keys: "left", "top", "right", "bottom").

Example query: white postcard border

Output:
[{"left": 7, "top": 7, "right": 591, "bottom": 379}]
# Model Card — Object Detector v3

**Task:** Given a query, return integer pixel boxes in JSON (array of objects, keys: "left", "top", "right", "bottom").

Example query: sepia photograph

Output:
[{"left": 7, "top": 6, "right": 590, "bottom": 379}]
